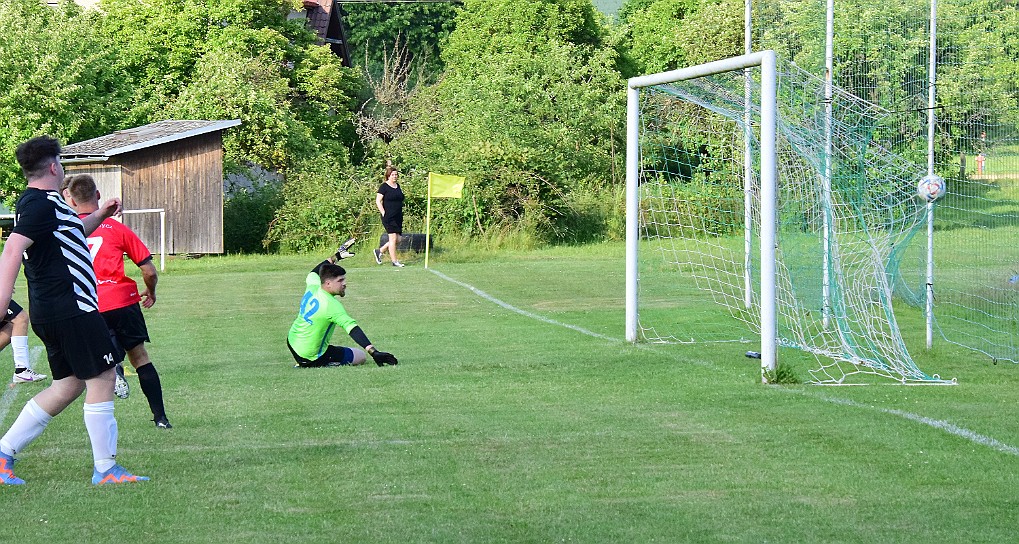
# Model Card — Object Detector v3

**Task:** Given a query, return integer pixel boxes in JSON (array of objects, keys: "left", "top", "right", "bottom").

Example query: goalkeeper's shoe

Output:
[
  {"left": 13, "top": 368, "right": 47, "bottom": 383},
  {"left": 92, "top": 464, "right": 149, "bottom": 485},
  {"left": 114, "top": 364, "right": 130, "bottom": 399},
  {"left": 0, "top": 451, "right": 25, "bottom": 485},
  {"left": 334, "top": 237, "right": 356, "bottom": 260}
]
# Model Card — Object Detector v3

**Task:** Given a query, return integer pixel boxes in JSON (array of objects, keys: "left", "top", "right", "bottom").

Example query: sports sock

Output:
[
  {"left": 11, "top": 336, "right": 29, "bottom": 372},
  {"left": 0, "top": 399, "right": 52, "bottom": 456},
  {"left": 83, "top": 401, "right": 117, "bottom": 472},
  {"left": 137, "top": 363, "right": 167, "bottom": 420}
]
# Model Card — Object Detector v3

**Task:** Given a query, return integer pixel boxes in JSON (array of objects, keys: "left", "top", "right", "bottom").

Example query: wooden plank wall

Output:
[
  {"left": 64, "top": 164, "right": 122, "bottom": 203},
  {"left": 118, "top": 133, "right": 224, "bottom": 254}
]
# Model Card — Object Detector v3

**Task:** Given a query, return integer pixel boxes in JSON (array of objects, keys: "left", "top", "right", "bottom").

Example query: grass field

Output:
[{"left": 3, "top": 244, "right": 1019, "bottom": 543}]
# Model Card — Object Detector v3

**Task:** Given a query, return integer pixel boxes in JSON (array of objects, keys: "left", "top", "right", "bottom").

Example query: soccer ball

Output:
[{"left": 917, "top": 174, "right": 947, "bottom": 202}]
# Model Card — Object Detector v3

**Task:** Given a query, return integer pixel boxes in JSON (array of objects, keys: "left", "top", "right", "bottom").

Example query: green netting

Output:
[
  {"left": 635, "top": 57, "right": 950, "bottom": 384},
  {"left": 754, "top": 0, "right": 1019, "bottom": 363}
]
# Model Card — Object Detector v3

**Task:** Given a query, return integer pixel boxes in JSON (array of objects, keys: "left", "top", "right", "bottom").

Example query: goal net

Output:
[{"left": 626, "top": 51, "right": 951, "bottom": 384}]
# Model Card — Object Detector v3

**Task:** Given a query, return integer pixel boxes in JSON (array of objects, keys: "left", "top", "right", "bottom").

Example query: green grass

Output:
[{"left": 4, "top": 245, "right": 1019, "bottom": 543}]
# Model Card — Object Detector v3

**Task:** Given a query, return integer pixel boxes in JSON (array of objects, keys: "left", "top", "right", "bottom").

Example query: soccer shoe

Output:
[
  {"left": 114, "top": 364, "right": 130, "bottom": 399},
  {"left": 392, "top": 261, "right": 405, "bottom": 268},
  {"left": 0, "top": 451, "right": 25, "bottom": 485},
  {"left": 12, "top": 368, "right": 47, "bottom": 383},
  {"left": 373, "top": 248, "right": 383, "bottom": 265},
  {"left": 92, "top": 464, "right": 149, "bottom": 485},
  {"left": 155, "top": 416, "right": 173, "bottom": 429}
]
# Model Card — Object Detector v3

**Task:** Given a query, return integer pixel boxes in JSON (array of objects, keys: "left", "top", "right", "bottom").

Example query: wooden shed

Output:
[{"left": 61, "top": 119, "right": 241, "bottom": 255}]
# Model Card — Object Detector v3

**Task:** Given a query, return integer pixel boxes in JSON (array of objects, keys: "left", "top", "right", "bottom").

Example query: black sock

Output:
[
  {"left": 136, "top": 363, "right": 167, "bottom": 421},
  {"left": 14, "top": 367, "right": 26, "bottom": 373}
]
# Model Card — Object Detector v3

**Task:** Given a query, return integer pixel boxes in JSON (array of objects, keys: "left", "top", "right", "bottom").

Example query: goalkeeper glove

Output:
[
  {"left": 371, "top": 350, "right": 398, "bottom": 366},
  {"left": 334, "top": 237, "right": 356, "bottom": 260}
]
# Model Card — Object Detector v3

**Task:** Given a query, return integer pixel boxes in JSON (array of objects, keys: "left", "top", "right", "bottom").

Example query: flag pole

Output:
[{"left": 425, "top": 173, "right": 432, "bottom": 269}]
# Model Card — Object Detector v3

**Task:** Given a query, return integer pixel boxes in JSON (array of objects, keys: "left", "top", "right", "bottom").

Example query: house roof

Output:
[
  {"left": 61, "top": 119, "right": 242, "bottom": 163},
  {"left": 303, "top": 0, "right": 335, "bottom": 44}
]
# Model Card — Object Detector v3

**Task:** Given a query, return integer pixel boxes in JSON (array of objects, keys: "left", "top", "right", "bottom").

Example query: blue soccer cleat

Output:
[
  {"left": 0, "top": 451, "right": 25, "bottom": 485},
  {"left": 92, "top": 464, "right": 149, "bottom": 485}
]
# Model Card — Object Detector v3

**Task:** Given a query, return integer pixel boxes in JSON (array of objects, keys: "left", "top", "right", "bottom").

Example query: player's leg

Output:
[
  {"left": 107, "top": 305, "right": 169, "bottom": 427},
  {"left": 0, "top": 326, "right": 83, "bottom": 484},
  {"left": 10, "top": 311, "right": 40, "bottom": 380},
  {"left": 6, "top": 302, "right": 44, "bottom": 382},
  {"left": 65, "top": 313, "right": 147, "bottom": 484},
  {"left": 126, "top": 343, "right": 170, "bottom": 428},
  {"left": 314, "top": 345, "right": 366, "bottom": 367}
]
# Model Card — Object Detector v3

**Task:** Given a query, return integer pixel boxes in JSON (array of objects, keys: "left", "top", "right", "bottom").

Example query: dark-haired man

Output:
[
  {"left": 287, "top": 255, "right": 398, "bottom": 368},
  {"left": 0, "top": 136, "right": 147, "bottom": 485}
]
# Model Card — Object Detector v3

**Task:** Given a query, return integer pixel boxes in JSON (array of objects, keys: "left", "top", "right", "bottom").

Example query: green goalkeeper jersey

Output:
[{"left": 287, "top": 271, "right": 359, "bottom": 359}]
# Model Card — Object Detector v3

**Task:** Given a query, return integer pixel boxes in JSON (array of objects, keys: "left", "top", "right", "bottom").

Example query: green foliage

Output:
[
  {"left": 620, "top": 0, "right": 742, "bottom": 75},
  {"left": 266, "top": 158, "right": 378, "bottom": 252},
  {"left": 380, "top": 0, "right": 625, "bottom": 244},
  {"left": 97, "top": 0, "right": 358, "bottom": 172},
  {"left": 762, "top": 361, "right": 801, "bottom": 385},
  {"left": 342, "top": 2, "right": 459, "bottom": 76},
  {"left": 0, "top": 0, "right": 131, "bottom": 202},
  {"left": 169, "top": 37, "right": 306, "bottom": 170},
  {"left": 223, "top": 181, "right": 283, "bottom": 254}
]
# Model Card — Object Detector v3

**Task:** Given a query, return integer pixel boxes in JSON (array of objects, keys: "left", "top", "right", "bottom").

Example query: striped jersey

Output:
[{"left": 13, "top": 188, "right": 100, "bottom": 323}]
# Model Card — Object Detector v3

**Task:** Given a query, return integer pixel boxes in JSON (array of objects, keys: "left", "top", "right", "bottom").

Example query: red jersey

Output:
[{"left": 79, "top": 214, "right": 152, "bottom": 313}]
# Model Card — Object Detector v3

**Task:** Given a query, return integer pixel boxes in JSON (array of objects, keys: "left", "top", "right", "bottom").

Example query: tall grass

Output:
[{"left": 2, "top": 245, "right": 1017, "bottom": 543}]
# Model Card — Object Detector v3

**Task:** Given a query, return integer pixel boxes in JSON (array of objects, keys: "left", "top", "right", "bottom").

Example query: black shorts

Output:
[
  {"left": 33, "top": 312, "right": 122, "bottom": 380},
  {"left": 102, "top": 303, "right": 150, "bottom": 352},
  {"left": 2, "top": 299, "right": 23, "bottom": 325},
  {"left": 382, "top": 215, "right": 403, "bottom": 235},
  {"left": 287, "top": 340, "right": 355, "bottom": 367}
]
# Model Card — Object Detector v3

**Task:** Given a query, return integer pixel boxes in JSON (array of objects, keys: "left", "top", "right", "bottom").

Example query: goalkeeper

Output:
[{"left": 286, "top": 252, "right": 398, "bottom": 368}]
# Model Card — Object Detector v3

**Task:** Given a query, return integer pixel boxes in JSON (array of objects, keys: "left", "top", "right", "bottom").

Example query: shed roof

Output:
[{"left": 61, "top": 119, "right": 242, "bottom": 163}]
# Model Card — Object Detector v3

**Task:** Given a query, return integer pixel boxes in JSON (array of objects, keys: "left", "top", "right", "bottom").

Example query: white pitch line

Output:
[
  {"left": 427, "top": 268, "right": 619, "bottom": 342},
  {"left": 0, "top": 383, "right": 18, "bottom": 427},
  {"left": 429, "top": 268, "right": 1019, "bottom": 457},
  {"left": 812, "top": 392, "right": 1019, "bottom": 457}
]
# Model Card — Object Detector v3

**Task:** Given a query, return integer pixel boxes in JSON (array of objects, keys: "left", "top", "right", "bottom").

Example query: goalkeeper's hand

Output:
[{"left": 371, "top": 350, "right": 398, "bottom": 366}]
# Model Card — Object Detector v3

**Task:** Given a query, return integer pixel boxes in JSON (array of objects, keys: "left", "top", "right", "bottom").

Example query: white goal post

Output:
[{"left": 625, "top": 51, "right": 779, "bottom": 377}]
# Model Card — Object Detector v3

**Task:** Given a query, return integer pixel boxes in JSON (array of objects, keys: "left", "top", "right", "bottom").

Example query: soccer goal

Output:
[{"left": 625, "top": 51, "right": 952, "bottom": 385}]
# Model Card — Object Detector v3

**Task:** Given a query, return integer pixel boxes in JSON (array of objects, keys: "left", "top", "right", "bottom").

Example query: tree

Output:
[
  {"left": 342, "top": 2, "right": 459, "bottom": 77},
  {"left": 0, "top": 0, "right": 131, "bottom": 202},
  {"left": 381, "top": 0, "right": 626, "bottom": 242}
]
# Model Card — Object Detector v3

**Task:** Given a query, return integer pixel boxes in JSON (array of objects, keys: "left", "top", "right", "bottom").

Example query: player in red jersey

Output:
[{"left": 63, "top": 174, "right": 171, "bottom": 429}]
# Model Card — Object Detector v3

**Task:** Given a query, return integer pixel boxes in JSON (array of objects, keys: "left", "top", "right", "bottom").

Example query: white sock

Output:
[
  {"left": 11, "top": 336, "right": 29, "bottom": 370},
  {"left": 83, "top": 401, "right": 117, "bottom": 472},
  {"left": 0, "top": 399, "right": 52, "bottom": 456}
]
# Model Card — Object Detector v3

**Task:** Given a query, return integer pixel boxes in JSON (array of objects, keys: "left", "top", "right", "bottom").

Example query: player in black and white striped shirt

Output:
[{"left": 0, "top": 136, "right": 148, "bottom": 485}]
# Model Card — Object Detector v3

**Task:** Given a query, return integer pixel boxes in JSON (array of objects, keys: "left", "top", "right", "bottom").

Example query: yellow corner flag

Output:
[{"left": 428, "top": 172, "right": 465, "bottom": 199}]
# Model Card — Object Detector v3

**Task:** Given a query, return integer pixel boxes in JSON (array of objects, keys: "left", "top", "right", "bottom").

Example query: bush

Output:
[
  {"left": 266, "top": 158, "right": 380, "bottom": 252},
  {"left": 224, "top": 181, "right": 283, "bottom": 254}
]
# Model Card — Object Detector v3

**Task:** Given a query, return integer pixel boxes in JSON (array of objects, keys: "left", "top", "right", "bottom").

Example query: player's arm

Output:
[
  {"left": 310, "top": 260, "right": 332, "bottom": 275},
  {"left": 138, "top": 258, "right": 157, "bottom": 308},
  {"left": 80, "top": 197, "right": 122, "bottom": 235},
  {"left": 376, "top": 192, "right": 385, "bottom": 215},
  {"left": 347, "top": 326, "right": 398, "bottom": 366},
  {"left": 0, "top": 234, "right": 31, "bottom": 318}
]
